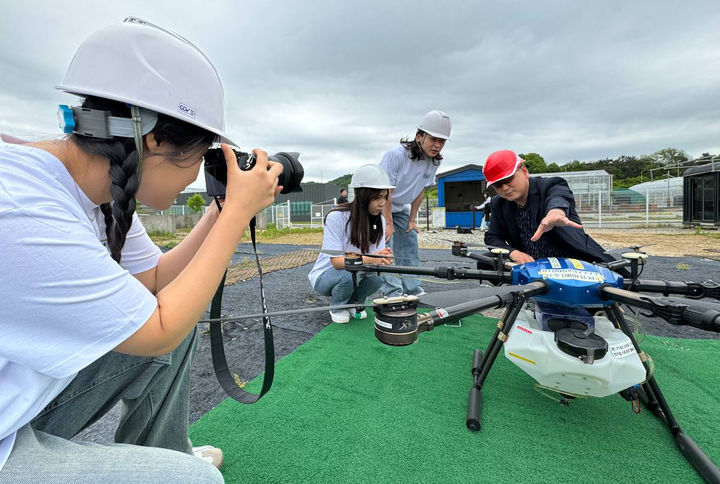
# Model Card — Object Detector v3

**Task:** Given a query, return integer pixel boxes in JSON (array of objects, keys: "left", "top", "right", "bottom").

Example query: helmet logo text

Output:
[{"left": 177, "top": 103, "right": 197, "bottom": 119}]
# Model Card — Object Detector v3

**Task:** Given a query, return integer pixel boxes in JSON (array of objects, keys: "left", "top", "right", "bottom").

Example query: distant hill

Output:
[{"left": 329, "top": 174, "right": 352, "bottom": 189}]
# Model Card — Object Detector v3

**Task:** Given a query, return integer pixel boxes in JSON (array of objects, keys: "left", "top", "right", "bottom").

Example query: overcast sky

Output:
[{"left": 2, "top": 0, "right": 719, "bottom": 188}]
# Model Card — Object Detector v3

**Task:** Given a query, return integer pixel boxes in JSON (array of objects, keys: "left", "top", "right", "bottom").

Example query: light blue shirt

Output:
[{"left": 379, "top": 145, "right": 440, "bottom": 212}]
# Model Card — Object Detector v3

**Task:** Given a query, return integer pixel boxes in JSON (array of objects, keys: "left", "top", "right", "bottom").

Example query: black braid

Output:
[
  {"left": 71, "top": 96, "right": 216, "bottom": 264},
  {"left": 105, "top": 150, "right": 141, "bottom": 262},
  {"left": 99, "top": 203, "right": 115, "bottom": 256}
]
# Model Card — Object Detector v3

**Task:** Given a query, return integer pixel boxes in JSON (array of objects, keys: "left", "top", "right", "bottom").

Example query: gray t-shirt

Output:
[{"left": 379, "top": 145, "right": 440, "bottom": 213}]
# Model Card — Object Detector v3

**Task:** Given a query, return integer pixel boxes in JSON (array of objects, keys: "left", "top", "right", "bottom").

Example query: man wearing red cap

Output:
[{"left": 482, "top": 150, "right": 612, "bottom": 265}]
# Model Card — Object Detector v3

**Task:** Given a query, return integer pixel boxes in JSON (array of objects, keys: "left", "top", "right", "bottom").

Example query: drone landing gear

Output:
[
  {"left": 607, "top": 305, "right": 720, "bottom": 484},
  {"left": 466, "top": 300, "right": 720, "bottom": 483},
  {"left": 466, "top": 295, "right": 525, "bottom": 431}
]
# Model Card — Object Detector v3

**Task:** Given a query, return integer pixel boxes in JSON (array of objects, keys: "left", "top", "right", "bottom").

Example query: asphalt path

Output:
[{"left": 75, "top": 245, "right": 719, "bottom": 444}]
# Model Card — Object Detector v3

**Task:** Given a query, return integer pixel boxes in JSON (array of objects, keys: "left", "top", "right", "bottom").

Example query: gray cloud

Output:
[{"left": 2, "top": 0, "right": 719, "bottom": 188}]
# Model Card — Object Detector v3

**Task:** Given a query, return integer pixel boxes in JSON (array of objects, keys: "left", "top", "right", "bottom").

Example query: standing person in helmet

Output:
[
  {"left": 308, "top": 164, "right": 394, "bottom": 323},
  {"left": 0, "top": 18, "right": 283, "bottom": 484},
  {"left": 482, "top": 150, "right": 612, "bottom": 265},
  {"left": 379, "top": 110, "right": 450, "bottom": 297}
]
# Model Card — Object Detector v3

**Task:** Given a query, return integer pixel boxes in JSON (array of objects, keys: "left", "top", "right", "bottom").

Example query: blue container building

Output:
[{"left": 437, "top": 164, "right": 487, "bottom": 229}]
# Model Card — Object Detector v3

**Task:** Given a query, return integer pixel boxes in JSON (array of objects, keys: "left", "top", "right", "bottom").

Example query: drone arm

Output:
[
  {"left": 624, "top": 279, "right": 719, "bottom": 300},
  {"left": 418, "top": 281, "right": 547, "bottom": 327},
  {"left": 604, "top": 258, "right": 631, "bottom": 273},
  {"left": 350, "top": 263, "right": 512, "bottom": 284},
  {"left": 601, "top": 286, "right": 720, "bottom": 332},
  {"left": 680, "top": 304, "right": 720, "bottom": 333},
  {"left": 464, "top": 251, "right": 498, "bottom": 268}
]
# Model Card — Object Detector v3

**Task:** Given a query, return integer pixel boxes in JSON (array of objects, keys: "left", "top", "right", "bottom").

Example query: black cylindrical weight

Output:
[{"left": 467, "top": 385, "right": 483, "bottom": 431}]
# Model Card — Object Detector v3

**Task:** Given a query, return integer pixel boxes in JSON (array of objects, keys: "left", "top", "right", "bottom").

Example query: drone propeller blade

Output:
[
  {"left": 439, "top": 238, "right": 488, "bottom": 249},
  {"left": 419, "top": 285, "right": 532, "bottom": 308},
  {"left": 439, "top": 238, "right": 509, "bottom": 252}
]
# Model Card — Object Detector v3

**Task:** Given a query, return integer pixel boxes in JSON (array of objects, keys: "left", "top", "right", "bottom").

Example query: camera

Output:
[{"left": 203, "top": 147, "right": 304, "bottom": 197}]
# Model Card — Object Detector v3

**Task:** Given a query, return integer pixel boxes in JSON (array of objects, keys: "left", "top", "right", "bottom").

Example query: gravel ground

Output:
[{"left": 75, "top": 242, "right": 719, "bottom": 444}]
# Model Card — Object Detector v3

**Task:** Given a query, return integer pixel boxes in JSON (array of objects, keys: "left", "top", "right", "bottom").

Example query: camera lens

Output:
[
  {"left": 203, "top": 148, "right": 304, "bottom": 197},
  {"left": 269, "top": 152, "right": 304, "bottom": 195}
]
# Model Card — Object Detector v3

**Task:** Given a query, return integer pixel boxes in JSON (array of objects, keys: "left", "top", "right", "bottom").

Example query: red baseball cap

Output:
[{"left": 483, "top": 150, "right": 525, "bottom": 186}]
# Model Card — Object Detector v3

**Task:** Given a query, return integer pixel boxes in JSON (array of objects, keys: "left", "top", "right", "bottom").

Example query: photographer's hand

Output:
[
  {"left": 222, "top": 145, "right": 283, "bottom": 217},
  {"left": 115, "top": 145, "right": 283, "bottom": 357}
]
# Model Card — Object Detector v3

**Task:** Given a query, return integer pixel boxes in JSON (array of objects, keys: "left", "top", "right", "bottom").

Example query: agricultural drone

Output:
[{"left": 202, "top": 242, "right": 720, "bottom": 482}]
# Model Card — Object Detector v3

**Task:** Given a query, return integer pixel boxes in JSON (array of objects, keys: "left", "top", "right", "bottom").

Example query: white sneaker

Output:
[
  {"left": 353, "top": 309, "right": 368, "bottom": 320},
  {"left": 193, "top": 445, "right": 224, "bottom": 469},
  {"left": 330, "top": 309, "right": 350, "bottom": 323}
]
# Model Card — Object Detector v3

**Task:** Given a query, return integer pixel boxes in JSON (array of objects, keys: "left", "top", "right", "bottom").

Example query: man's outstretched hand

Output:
[
  {"left": 530, "top": 208, "right": 583, "bottom": 242},
  {"left": 510, "top": 250, "right": 535, "bottom": 264}
]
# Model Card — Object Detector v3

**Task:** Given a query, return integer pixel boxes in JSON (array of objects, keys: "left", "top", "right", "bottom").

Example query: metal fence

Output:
[
  {"left": 147, "top": 187, "right": 685, "bottom": 231},
  {"left": 258, "top": 201, "right": 293, "bottom": 229},
  {"left": 420, "top": 191, "right": 683, "bottom": 229},
  {"left": 310, "top": 199, "right": 337, "bottom": 228},
  {"left": 576, "top": 188, "right": 683, "bottom": 228}
]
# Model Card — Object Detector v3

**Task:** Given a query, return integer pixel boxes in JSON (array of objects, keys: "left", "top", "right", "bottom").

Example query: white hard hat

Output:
[
  {"left": 418, "top": 110, "right": 451, "bottom": 140},
  {"left": 56, "top": 17, "right": 236, "bottom": 145},
  {"left": 349, "top": 164, "right": 395, "bottom": 189}
]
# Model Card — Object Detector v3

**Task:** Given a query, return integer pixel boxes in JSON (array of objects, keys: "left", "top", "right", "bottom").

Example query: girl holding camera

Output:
[
  {"left": 0, "top": 18, "right": 282, "bottom": 483},
  {"left": 308, "top": 164, "right": 395, "bottom": 323}
]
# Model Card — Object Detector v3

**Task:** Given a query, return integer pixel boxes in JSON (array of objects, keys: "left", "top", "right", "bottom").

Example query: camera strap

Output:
[{"left": 209, "top": 216, "right": 275, "bottom": 403}]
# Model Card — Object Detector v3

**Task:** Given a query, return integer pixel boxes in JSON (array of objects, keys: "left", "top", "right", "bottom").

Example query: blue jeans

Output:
[
  {"left": 1, "top": 329, "right": 223, "bottom": 483},
  {"left": 381, "top": 209, "right": 422, "bottom": 297},
  {"left": 314, "top": 268, "right": 382, "bottom": 307}
]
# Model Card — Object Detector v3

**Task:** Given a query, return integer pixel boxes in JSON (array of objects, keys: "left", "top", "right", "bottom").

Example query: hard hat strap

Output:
[{"left": 58, "top": 105, "right": 158, "bottom": 140}]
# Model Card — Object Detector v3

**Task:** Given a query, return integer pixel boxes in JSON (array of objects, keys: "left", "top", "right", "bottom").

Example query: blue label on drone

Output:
[{"left": 512, "top": 257, "right": 623, "bottom": 307}]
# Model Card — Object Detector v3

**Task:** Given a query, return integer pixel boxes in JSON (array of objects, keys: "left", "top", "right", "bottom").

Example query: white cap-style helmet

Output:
[
  {"left": 56, "top": 17, "right": 236, "bottom": 146},
  {"left": 349, "top": 164, "right": 395, "bottom": 189},
  {"left": 418, "top": 110, "right": 451, "bottom": 140}
]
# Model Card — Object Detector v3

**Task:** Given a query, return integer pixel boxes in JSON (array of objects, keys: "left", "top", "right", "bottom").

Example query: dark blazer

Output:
[{"left": 484, "top": 177, "right": 613, "bottom": 263}]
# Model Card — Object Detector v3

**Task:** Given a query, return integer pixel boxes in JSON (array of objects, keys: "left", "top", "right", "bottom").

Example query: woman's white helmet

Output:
[
  {"left": 56, "top": 17, "right": 236, "bottom": 145},
  {"left": 349, "top": 164, "right": 395, "bottom": 189},
  {"left": 418, "top": 110, "right": 451, "bottom": 140}
]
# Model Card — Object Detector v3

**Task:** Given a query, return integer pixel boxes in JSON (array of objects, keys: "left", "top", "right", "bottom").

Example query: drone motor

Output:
[{"left": 373, "top": 296, "right": 419, "bottom": 346}]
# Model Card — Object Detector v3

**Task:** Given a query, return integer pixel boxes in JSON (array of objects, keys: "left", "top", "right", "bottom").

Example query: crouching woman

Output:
[{"left": 308, "top": 164, "right": 395, "bottom": 323}]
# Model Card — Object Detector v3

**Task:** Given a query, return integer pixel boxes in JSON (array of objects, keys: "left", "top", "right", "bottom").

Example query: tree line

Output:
[
  {"left": 519, "top": 148, "right": 716, "bottom": 189},
  {"left": 327, "top": 147, "right": 717, "bottom": 192}
]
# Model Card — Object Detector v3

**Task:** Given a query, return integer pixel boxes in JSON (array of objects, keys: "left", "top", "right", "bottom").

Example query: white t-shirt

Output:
[
  {"left": 0, "top": 144, "right": 162, "bottom": 470},
  {"left": 379, "top": 145, "right": 440, "bottom": 213},
  {"left": 307, "top": 210, "right": 386, "bottom": 288}
]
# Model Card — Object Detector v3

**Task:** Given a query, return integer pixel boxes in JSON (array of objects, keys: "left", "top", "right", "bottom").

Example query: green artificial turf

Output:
[{"left": 190, "top": 312, "right": 720, "bottom": 483}]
